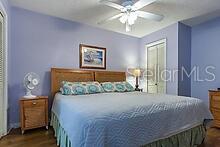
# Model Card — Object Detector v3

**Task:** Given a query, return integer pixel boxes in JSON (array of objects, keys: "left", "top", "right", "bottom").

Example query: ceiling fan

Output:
[{"left": 99, "top": 0, "right": 164, "bottom": 32}]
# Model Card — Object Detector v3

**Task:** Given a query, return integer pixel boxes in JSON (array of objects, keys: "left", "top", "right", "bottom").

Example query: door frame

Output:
[
  {"left": 146, "top": 38, "right": 167, "bottom": 93},
  {"left": 0, "top": 3, "right": 8, "bottom": 137}
]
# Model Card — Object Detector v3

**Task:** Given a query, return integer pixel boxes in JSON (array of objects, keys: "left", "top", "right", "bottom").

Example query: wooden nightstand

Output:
[
  {"left": 20, "top": 96, "right": 48, "bottom": 134},
  {"left": 209, "top": 90, "right": 220, "bottom": 128}
]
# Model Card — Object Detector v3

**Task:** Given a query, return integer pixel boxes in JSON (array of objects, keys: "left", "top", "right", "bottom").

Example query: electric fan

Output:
[{"left": 23, "top": 72, "right": 40, "bottom": 98}]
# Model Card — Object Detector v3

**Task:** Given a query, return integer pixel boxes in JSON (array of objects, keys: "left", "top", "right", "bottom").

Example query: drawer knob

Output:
[{"left": 32, "top": 102, "right": 37, "bottom": 105}]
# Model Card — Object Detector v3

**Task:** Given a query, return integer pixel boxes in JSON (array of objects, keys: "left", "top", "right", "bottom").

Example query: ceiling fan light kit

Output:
[
  {"left": 99, "top": 0, "right": 164, "bottom": 32},
  {"left": 119, "top": 11, "right": 138, "bottom": 32},
  {"left": 119, "top": 12, "right": 138, "bottom": 24}
]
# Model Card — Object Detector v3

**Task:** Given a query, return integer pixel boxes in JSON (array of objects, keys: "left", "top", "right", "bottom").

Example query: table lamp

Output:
[{"left": 133, "top": 68, "right": 141, "bottom": 91}]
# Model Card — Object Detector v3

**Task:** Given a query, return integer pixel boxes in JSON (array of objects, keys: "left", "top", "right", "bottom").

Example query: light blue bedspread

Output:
[{"left": 52, "top": 92, "right": 212, "bottom": 147}]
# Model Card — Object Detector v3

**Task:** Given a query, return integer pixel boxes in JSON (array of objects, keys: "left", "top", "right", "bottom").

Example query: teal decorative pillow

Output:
[
  {"left": 60, "top": 85, "right": 72, "bottom": 95},
  {"left": 73, "top": 85, "right": 87, "bottom": 95},
  {"left": 60, "top": 81, "right": 104, "bottom": 95},
  {"left": 124, "top": 81, "right": 135, "bottom": 92},
  {"left": 85, "top": 82, "right": 104, "bottom": 94},
  {"left": 114, "top": 82, "right": 126, "bottom": 92},
  {"left": 101, "top": 82, "right": 115, "bottom": 92},
  {"left": 60, "top": 81, "right": 87, "bottom": 95},
  {"left": 101, "top": 81, "right": 135, "bottom": 93}
]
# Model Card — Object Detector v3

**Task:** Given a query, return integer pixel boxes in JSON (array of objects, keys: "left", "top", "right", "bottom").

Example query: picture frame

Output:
[{"left": 79, "top": 44, "right": 106, "bottom": 69}]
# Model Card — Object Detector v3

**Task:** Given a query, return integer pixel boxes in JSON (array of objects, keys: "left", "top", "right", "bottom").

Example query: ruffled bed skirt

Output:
[
  {"left": 51, "top": 113, "right": 71, "bottom": 147},
  {"left": 51, "top": 112, "right": 206, "bottom": 147},
  {"left": 142, "top": 124, "right": 205, "bottom": 147}
]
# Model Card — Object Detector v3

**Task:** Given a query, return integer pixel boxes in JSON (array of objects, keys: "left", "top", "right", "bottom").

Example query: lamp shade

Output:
[{"left": 133, "top": 68, "right": 141, "bottom": 77}]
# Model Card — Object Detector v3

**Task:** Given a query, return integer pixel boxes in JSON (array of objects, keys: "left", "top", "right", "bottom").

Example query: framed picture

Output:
[{"left": 79, "top": 44, "right": 106, "bottom": 69}]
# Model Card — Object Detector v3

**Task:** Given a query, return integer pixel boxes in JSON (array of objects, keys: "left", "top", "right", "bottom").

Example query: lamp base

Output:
[{"left": 135, "top": 85, "right": 142, "bottom": 91}]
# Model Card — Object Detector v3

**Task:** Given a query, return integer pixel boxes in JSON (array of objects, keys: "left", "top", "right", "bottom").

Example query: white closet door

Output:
[
  {"left": 147, "top": 46, "right": 158, "bottom": 93},
  {"left": 157, "top": 43, "right": 166, "bottom": 93},
  {"left": 0, "top": 13, "right": 5, "bottom": 138},
  {"left": 146, "top": 39, "right": 166, "bottom": 94}
]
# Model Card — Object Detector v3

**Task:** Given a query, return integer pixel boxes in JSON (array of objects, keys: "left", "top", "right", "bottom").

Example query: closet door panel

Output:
[
  {"left": 0, "top": 13, "right": 5, "bottom": 138},
  {"left": 147, "top": 46, "right": 158, "bottom": 93},
  {"left": 157, "top": 43, "right": 166, "bottom": 93},
  {"left": 146, "top": 39, "right": 166, "bottom": 94}
]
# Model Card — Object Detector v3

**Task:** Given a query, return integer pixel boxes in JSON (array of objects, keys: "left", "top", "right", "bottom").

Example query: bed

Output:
[{"left": 50, "top": 68, "right": 212, "bottom": 147}]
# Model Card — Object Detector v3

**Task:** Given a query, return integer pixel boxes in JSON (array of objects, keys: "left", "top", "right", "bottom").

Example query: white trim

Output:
[
  {"left": 0, "top": 1, "right": 8, "bottom": 137},
  {"left": 146, "top": 38, "right": 167, "bottom": 48},
  {"left": 146, "top": 38, "right": 167, "bottom": 93}
]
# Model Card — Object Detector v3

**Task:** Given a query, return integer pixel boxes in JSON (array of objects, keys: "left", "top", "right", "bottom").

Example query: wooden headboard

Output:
[
  {"left": 51, "top": 68, "right": 126, "bottom": 98},
  {"left": 51, "top": 68, "right": 95, "bottom": 98},
  {"left": 95, "top": 71, "right": 126, "bottom": 82}
]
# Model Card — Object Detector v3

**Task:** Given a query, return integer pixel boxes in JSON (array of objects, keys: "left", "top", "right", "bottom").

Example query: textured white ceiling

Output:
[{"left": 9, "top": 0, "right": 220, "bottom": 37}]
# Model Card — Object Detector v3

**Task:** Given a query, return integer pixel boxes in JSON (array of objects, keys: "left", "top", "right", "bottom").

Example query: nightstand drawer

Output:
[
  {"left": 24, "top": 106, "right": 46, "bottom": 128},
  {"left": 211, "top": 108, "right": 220, "bottom": 120},
  {"left": 210, "top": 96, "right": 220, "bottom": 109},
  {"left": 23, "top": 99, "right": 45, "bottom": 108},
  {"left": 212, "top": 95, "right": 220, "bottom": 101}
]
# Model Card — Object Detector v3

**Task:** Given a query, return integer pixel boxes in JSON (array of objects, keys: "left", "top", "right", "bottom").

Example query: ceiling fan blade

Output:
[
  {"left": 133, "top": 0, "right": 157, "bottom": 10},
  {"left": 137, "top": 11, "right": 163, "bottom": 21},
  {"left": 100, "top": 0, "right": 124, "bottom": 10},
  {"left": 98, "top": 13, "right": 124, "bottom": 25}
]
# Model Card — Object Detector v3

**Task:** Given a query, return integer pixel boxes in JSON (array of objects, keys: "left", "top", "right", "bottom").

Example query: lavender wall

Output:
[
  {"left": 191, "top": 17, "right": 220, "bottom": 104},
  {"left": 9, "top": 7, "right": 139, "bottom": 125},
  {"left": 139, "top": 23, "right": 179, "bottom": 95},
  {"left": 178, "top": 23, "right": 191, "bottom": 96}
]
